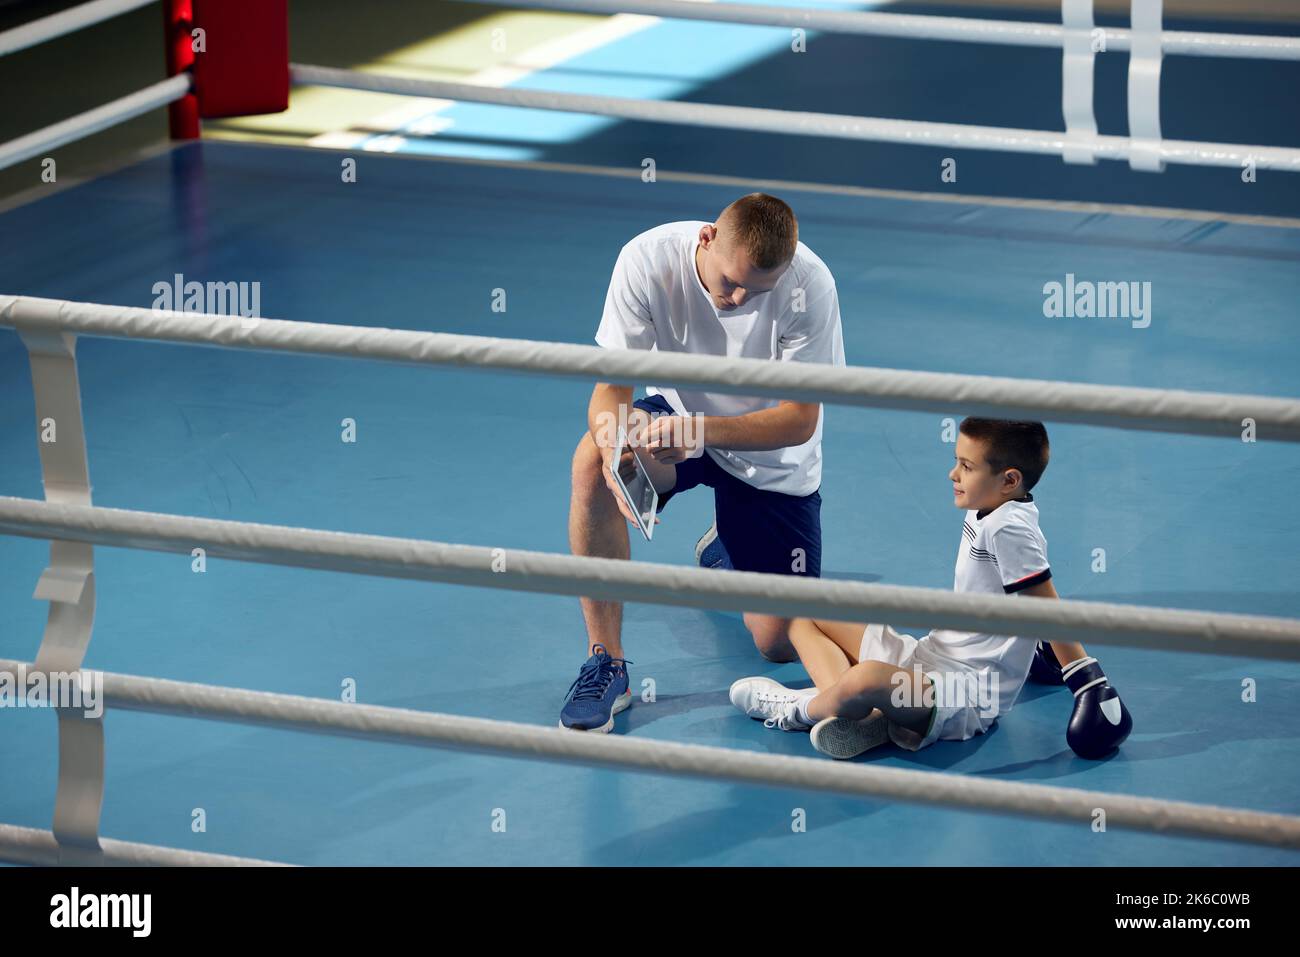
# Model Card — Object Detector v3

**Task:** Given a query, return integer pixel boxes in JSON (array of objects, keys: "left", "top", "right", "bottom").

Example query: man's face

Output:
[
  {"left": 949, "top": 433, "right": 1020, "bottom": 511},
  {"left": 697, "top": 225, "right": 785, "bottom": 311}
]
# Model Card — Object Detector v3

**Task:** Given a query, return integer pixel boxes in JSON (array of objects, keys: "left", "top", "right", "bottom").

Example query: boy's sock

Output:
[{"left": 793, "top": 689, "right": 818, "bottom": 728}]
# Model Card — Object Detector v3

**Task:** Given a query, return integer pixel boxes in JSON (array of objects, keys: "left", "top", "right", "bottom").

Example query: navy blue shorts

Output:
[{"left": 633, "top": 394, "right": 822, "bottom": 579}]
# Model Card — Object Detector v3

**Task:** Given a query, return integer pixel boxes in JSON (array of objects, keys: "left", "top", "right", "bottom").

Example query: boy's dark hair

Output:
[{"left": 958, "top": 418, "right": 1051, "bottom": 492}]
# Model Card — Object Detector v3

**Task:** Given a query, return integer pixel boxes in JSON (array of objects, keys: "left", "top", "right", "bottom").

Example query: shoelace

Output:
[
  {"left": 753, "top": 690, "right": 802, "bottom": 730},
  {"left": 565, "top": 648, "right": 632, "bottom": 703},
  {"left": 763, "top": 709, "right": 801, "bottom": 731},
  {"left": 752, "top": 690, "right": 797, "bottom": 716}
]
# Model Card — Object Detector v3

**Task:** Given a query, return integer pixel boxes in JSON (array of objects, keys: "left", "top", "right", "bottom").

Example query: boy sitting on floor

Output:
[{"left": 729, "top": 417, "right": 1132, "bottom": 759}]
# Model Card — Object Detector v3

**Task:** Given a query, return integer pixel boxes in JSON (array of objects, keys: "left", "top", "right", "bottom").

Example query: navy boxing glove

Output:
[
  {"left": 1028, "top": 641, "right": 1064, "bottom": 685},
  {"left": 1063, "top": 657, "right": 1132, "bottom": 759}
]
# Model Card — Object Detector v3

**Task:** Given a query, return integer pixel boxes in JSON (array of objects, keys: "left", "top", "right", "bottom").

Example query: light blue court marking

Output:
[{"left": 357, "top": 2, "right": 892, "bottom": 160}]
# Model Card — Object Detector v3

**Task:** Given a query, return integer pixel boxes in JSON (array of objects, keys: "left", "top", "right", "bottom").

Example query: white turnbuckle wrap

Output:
[
  {"left": 1127, "top": 0, "right": 1166, "bottom": 172},
  {"left": 1061, "top": 0, "right": 1100, "bottom": 165},
  {"left": 15, "top": 297, "right": 103, "bottom": 866}
]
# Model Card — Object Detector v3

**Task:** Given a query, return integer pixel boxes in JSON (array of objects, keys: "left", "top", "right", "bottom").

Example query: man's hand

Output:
[
  {"left": 643, "top": 415, "right": 705, "bottom": 465},
  {"left": 601, "top": 445, "right": 661, "bottom": 529}
]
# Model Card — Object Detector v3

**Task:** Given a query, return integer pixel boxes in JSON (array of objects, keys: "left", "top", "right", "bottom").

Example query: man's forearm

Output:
[{"left": 699, "top": 402, "right": 818, "bottom": 452}]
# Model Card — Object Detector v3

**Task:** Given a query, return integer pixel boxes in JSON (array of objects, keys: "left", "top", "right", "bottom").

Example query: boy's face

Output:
[{"left": 950, "top": 433, "right": 1020, "bottom": 510}]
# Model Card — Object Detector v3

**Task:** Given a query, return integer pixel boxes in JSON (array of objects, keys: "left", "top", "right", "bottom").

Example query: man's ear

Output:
[{"left": 1003, "top": 468, "right": 1024, "bottom": 496}]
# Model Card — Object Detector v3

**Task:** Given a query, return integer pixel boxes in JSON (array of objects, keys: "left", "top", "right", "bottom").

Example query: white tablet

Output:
[{"left": 611, "top": 426, "right": 659, "bottom": 541}]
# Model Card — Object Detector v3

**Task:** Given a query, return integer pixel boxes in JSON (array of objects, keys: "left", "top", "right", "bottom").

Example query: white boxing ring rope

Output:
[
  {"left": 0, "top": 823, "right": 291, "bottom": 868},
  {"left": 0, "top": 74, "right": 192, "bottom": 173},
  {"left": 2, "top": 292, "right": 1299, "bottom": 862},
  {"left": 3, "top": 659, "right": 1298, "bottom": 851},
  {"left": 458, "top": 0, "right": 1300, "bottom": 60},
  {"left": 3, "top": 296, "right": 1299, "bottom": 441},
  {"left": 1, "top": 495, "right": 1299, "bottom": 660},
  {"left": 1, "top": 2, "right": 1299, "bottom": 865},
  {"left": 289, "top": 63, "right": 1300, "bottom": 173},
  {"left": 0, "top": 0, "right": 157, "bottom": 58},
  {"left": 3, "top": 0, "right": 1300, "bottom": 179},
  {"left": 4, "top": 0, "right": 1300, "bottom": 62}
]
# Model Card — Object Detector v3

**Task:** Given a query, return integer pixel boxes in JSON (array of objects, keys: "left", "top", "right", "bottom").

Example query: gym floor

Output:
[{"left": 1, "top": 138, "right": 1297, "bottom": 864}]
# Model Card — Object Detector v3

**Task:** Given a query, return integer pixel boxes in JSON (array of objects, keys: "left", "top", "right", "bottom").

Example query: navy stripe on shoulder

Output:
[{"left": 1004, "top": 568, "right": 1052, "bottom": 594}]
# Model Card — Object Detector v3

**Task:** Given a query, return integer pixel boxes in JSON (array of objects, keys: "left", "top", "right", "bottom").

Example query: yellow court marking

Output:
[{"left": 206, "top": 11, "right": 652, "bottom": 148}]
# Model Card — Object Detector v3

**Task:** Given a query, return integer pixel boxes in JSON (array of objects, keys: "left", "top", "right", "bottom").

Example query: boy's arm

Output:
[
  {"left": 1019, "top": 577, "right": 1133, "bottom": 758},
  {"left": 1019, "top": 578, "right": 1087, "bottom": 667}
]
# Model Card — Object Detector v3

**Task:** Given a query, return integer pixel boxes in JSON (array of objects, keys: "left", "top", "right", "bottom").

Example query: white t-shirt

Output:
[
  {"left": 924, "top": 497, "right": 1052, "bottom": 727},
  {"left": 594, "top": 221, "right": 845, "bottom": 496}
]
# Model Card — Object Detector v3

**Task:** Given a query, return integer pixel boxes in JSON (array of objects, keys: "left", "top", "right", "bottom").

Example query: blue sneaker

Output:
[
  {"left": 560, "top": 645, "right": 633, "bottom": 732},
  {"left": 695, "top": 519, "right": 732, "bottom": 570}
]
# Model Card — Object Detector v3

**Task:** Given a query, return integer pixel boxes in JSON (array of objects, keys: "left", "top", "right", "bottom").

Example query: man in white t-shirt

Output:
[{"left": 561, "top": 193, "right": 846, "bottom": 732}]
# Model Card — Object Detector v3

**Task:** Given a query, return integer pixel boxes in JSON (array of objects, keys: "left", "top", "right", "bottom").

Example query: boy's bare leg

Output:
[
  {"left": 789, "top": 618, "right": 863, "bottom": 689},
  {"left": 806, "top": 660, "right": 934, "bottom": 736},
  {"left": 1049, "top": 640, "right": 1087, "bottom": 667}
]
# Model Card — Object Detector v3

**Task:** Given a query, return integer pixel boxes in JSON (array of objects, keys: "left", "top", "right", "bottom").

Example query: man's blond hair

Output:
[{"left": 717, "top": 193, "right": 798, "bottom": 271}]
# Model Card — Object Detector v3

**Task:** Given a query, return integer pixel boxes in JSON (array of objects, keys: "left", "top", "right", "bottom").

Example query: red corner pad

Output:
[{"left": 190, "top": 0, "right": 290, "bottom": 119}]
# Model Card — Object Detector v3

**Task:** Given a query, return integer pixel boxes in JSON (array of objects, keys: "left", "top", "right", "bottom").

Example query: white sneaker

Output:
[
  {"left": 729, "top": 676, "right": 814, "bottom": 731},
  {"left": 810, "top": 713, "right": 891, "bottom": 759}
]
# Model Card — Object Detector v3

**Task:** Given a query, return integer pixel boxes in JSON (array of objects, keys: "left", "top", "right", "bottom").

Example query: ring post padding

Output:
[
  {"left": 15, "top": 300, "right": 103, "bottom": 866},
  {"left": 1127, "top": 0, "right": 1165, "bottom": 171},
  {"left": 162, "top": 0, "right": 198, "bottom": 139},
  {"left": 191, "top": 0, "right": 289, "bottom": 119},
  {"left": 1061, "top": 0, "right": 1099, "bottom": 165}
]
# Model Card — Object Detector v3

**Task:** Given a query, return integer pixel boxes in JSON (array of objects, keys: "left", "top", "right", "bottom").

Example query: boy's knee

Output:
[{"left": 843, "top": 661, "right": 895, "bottom": 697}]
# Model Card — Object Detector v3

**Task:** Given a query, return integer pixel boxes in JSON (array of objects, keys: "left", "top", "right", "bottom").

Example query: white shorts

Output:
[{"left": 857, "top": 623, "right": 997, "bottom": 751}]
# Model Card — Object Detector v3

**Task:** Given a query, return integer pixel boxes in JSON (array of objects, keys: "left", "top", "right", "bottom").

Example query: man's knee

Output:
[
  {"left": 573, "top": 403, "right": 653, "bottom": 481},
  {"left": 572, "top": 431, "right": 603, "bottom": 490},
  {"left": 745, "top": 613, "right": 796, "bottom": 663}
]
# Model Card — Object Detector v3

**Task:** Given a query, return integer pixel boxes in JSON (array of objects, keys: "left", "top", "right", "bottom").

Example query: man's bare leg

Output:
[
  {"left": 570, "top": 430, "right": 629, "bottom": 658},
  {"left": 568, "top": 409, "right": 676, "bottom": 659}
]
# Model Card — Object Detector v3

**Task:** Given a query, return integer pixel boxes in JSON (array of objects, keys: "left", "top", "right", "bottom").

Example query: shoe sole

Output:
[
  {"left": 559, "top": 690, "right": 633, "bottom": 733},
  {"left": 811, "top": 713, "right": 890, "bottom": 759}
]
